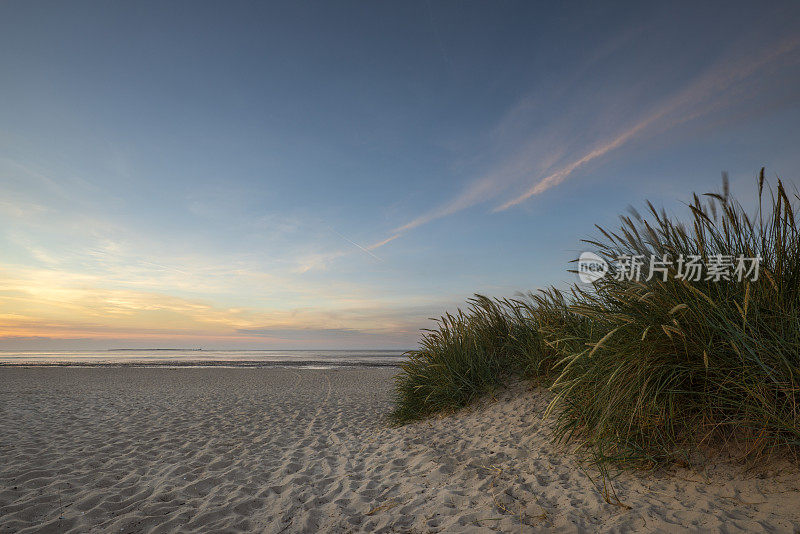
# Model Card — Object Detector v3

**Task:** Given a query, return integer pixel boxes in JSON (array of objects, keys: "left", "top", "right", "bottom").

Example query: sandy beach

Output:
[{"left": 1, "top": 367, "right": 799, "bottom": 533}]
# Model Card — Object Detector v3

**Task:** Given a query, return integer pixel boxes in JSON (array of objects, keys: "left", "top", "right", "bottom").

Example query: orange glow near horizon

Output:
[{"left": 0, "top": 264, "right": 423, "bottom": 348}]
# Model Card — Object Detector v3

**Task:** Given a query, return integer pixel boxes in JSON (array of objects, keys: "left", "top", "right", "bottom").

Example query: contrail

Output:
[
  {"left": 493, "top": 113, "right": 658, "bottom": 211},
  {"left": 368, "top": 35, "right": 800, "bottom": 247},
  {"left": 494, "top": 35, "right": 800, "bottom": 211},
  {"left": 329, "top": 227, "right": 383, "bottom": 261},
  {"left": 367, "top": 233, "right": 400, "bottom": 250}
]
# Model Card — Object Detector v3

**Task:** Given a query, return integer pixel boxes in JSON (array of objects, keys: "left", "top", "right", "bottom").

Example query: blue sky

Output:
[{"left": 1, "top": 1, "right": 799, "bottom": 349}]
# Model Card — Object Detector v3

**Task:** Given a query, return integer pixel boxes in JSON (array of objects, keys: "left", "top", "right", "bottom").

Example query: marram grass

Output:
[
  {"left": 389, "top": 292, "right": 572, "bottom": 423},
  {"left": 390, "top": 171, "right": 800, "bottom": 468}
]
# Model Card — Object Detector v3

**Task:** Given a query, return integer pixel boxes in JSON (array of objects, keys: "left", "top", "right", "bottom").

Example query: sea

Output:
[{"left": 0, "top": 349, "right": 409, "bottom": 368}]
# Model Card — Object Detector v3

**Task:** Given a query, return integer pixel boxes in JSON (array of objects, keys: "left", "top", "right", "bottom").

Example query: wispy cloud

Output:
[
  {"left": 369, "top": 175, "right": 500, "bottom": 249},
  {"left": 493, "top": 113, "right": 657, "bottom": 211},
  {"left": 496, "top": 35, "right": 800, "bottom": 211},
  {"left": 0, "top": 262, "right": 432, "bottom": 346},
  {"left": 366, "top": 234, "right": 400, "bottom": 250},
  {"left": 236, "top": 326, "right": 369, "bottom": 342},
  {"left": 292, "top": 250, "right": 347, "bottom": 273},
  {"left": 370, "top": 35, "right": 800, "bottom": 247}
]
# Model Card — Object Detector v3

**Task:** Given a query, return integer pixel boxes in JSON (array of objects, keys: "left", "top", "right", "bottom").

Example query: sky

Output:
[{"left": 1, "top": 1, "right": 799, "bottom": 350}]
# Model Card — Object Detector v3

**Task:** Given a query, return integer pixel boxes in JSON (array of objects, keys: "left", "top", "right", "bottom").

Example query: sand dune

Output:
[{"left": 1, "top": 367, "right": 799, "bottom": 533}]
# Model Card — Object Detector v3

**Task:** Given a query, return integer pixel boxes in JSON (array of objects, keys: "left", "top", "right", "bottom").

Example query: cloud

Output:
[
  {"left": 0, "top": 258, "right": 442, "bottom": 348},
  {"left": 292, "top": 250, "right": 347, "bottom": 273},
  {"left": 495, "top": 35, "right": 800, "bottom": 211},
  {"left": 367, "top": 233, "right": 400, "bottom": 250},
  {"left": 235, "top": 327, "right": 368, "bottom": 341},
  {"left": 370, "top": 35, "right": 800, "bottom": 248},
  {"left": 367, "top": 175, "right": 500, "bottom": 249},
  {"left": 493, "top": 113, "right": 657, "bottom": 211}
]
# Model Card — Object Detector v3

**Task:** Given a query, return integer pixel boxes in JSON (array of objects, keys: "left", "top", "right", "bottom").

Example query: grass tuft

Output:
[{"left": 391, "top": 171, "right": 800, "bottom": 467}]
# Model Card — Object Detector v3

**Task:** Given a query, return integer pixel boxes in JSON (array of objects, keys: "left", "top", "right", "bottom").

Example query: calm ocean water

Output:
[{"left": 0, "top": 349, "right": 408, "bottom": 367}]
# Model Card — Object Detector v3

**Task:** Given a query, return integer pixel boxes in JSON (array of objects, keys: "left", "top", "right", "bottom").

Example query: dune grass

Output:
[
  {"left": 390, "top": 170, "right": 800, "bottom": 467},
  {"left": 389, "top": 292, "right": 572, "bottom": 422}
]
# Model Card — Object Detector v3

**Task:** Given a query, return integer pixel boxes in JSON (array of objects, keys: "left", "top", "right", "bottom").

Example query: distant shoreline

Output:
[{"left": 108, "top": 348, "right": 204, "bottom": 351}]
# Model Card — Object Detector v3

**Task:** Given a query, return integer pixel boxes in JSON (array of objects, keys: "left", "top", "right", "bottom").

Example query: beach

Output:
[{"left": 1, "top": 367, "right": 799, "bottom": 533}]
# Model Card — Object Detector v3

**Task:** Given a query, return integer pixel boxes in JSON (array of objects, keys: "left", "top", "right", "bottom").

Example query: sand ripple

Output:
[{"left": 1, "top": 367, "right": 799, "bottom": 533}]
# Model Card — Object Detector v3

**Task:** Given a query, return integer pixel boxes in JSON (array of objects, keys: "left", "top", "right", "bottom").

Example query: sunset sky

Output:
[{"left": 1, "top": 1, "right": 799, "bottom": 349}]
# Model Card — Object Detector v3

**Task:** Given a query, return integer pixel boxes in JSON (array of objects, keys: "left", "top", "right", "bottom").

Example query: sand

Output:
[{"left": 1, "top": 367, "right": 799, "bottom": 533}]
